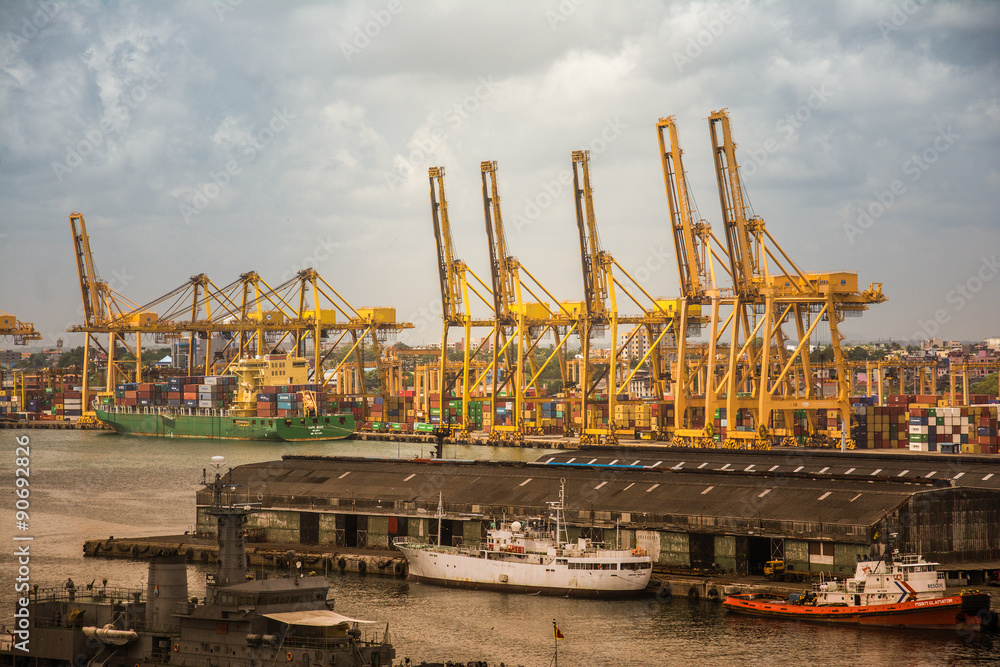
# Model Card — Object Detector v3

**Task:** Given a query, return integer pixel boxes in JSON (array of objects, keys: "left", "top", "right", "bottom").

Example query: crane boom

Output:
[
  {"left": 708, "top": 110, "right": 760, "bottom": 294},
  {"left": 657, "top": 116, "right": 708, "bottom": 299},
  {"left": 481, "top": 161, "right": 517, "bottom": 321},
  {"left": 571, "top": 150, "right": 608, "bottom": 318},
  {"left": 429, "top": 167, "right": 463, "bottom": 324},
  {"left": 69, "top": 212, "right": 106, "bottom": 327}
]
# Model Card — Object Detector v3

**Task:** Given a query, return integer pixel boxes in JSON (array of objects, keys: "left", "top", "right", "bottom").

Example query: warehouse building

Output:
[{"left": 197, "top": 451, "right": 1000, "bottom": 577}]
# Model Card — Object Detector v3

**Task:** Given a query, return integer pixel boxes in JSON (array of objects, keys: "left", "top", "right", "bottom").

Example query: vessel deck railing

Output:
[
  {"left": 31, "top": 586, "right": 145, "bottom": 605},
  {"left": 280, "top": 630, "right": 391, "bottom": 650},
  {"left": 97, "top": 403, "right": 234, "bottom": 418}
]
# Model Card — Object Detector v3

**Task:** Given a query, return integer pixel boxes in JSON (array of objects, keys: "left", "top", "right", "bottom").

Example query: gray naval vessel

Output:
[{"left": 0, "top": 468, "right": 396, "bottom": 667}]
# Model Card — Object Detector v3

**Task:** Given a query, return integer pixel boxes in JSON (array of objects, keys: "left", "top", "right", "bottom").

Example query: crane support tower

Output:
[{"left": 657, "top": 112, "right": 885, "bottom": 449}]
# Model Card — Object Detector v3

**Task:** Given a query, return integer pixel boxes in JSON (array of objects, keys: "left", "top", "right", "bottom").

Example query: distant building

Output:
[
  {"left": 0, "top": 350, "right": 25, "bottom": 366},
  {"left": 620, "top": 329, "right": 652, "bottom": 360}
]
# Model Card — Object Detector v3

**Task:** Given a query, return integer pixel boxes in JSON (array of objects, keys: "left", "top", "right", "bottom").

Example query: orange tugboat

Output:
[{"left": 724, "top": 553, "right": 995, "bottom": 631}]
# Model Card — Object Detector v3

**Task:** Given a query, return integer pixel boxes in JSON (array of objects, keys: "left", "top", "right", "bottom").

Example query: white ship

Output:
[{"left": 393, "top": 480, "right": 653, "bottom": 598}]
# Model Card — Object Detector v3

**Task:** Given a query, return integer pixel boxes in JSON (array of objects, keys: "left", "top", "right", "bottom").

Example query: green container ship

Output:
[
  {"left": 94, "top": 407, "right": 354, "bottom": 441},
  {"left": 93, "top": 354, "right": 356, "bottom": 442}
]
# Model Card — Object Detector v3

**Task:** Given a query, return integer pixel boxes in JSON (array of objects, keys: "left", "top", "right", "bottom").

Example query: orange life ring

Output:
[
  {"left": 287, "top": 652, "right": 293, "bottom": 661},
  {"left": 894, "top": 573, "right": 903, "bottom": 581},
  {"left": 173, "top": 644, "right": 179, "bottom": 652}
]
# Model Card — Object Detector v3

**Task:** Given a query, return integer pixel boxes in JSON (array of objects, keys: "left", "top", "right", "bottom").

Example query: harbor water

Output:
[{"left": 2, "top": 430, "right": 998, "bottom": 666}]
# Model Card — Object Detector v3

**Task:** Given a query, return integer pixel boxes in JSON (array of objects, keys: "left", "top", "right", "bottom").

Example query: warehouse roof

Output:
[
  {"left": 538, "top": 446, "right": 1000, "bottom": 490},
  {"left": 202, "top": 455, "right": 997, "bottom": 534}
]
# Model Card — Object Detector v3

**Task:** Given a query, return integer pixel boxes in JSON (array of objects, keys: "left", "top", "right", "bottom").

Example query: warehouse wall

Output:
[{"left": 896, "top": 488, "right": 1000, "bottom": 563}]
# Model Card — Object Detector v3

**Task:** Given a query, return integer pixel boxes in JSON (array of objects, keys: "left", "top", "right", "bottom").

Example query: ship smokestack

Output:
[{"left": 146, "top": 554, "right": 188, "bottom": 630}]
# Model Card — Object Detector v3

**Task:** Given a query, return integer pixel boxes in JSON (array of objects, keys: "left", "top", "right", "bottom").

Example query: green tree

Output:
[
  {"left": 971, "top": 372, "right": 999, "bottom": 397},
  {"left": 57, "top": 346, "right": 86, "bottom": 368},
  {"left": 14, "top": 352, "right": 48, "bottom": 370}
]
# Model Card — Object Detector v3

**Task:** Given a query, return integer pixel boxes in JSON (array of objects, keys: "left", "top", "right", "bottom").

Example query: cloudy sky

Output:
[{"left": 1, "top": 0, "right": 998, "bottom": 350}]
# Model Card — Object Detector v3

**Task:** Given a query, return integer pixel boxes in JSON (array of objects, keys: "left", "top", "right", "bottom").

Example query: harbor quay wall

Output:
[{"left": 189, "top": 454, "right": 1000, "bottom": 579}]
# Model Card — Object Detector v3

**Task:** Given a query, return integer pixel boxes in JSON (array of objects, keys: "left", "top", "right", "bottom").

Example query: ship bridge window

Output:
[
  {"left": 339, "top": 417, "right": 346, "bottom": 425},
  {"left": 268, "top": 420, "right": 274, "bottom": 426},
  {"left": 312, "top": 418, "right": 319, "bottom": 425},
  {"left": 285, "top": 420, "right": 292, "bottom": 426}
]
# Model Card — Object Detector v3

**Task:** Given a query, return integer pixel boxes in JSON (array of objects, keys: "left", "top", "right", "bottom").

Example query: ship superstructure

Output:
[
  {"left": 394, "top": 480, "right": 652, "bottom": 597},
  {"left": 0, "top": 464, "right": 393, "bottom": 666}
]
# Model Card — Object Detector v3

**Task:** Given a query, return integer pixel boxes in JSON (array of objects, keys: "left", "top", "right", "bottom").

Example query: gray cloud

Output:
[{"left": 1, "top": 0, "right": 998, "bottom": 347}]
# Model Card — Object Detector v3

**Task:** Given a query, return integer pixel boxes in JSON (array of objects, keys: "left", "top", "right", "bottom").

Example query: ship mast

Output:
[
  {"left": 202, "top": 456, "right": 255, "bottom": 601},
  {"left": 436, "top": 491, "right": 444, "bottom": 546},
  {"left": 550, "top": 478, "right": 568, "bottom": 547}
]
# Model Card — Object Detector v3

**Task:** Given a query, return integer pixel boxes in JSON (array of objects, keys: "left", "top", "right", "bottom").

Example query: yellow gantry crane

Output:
[
  {"left": 70, "top": 212, "right": 150, "bottom": 413},
  {"left": 658, "top": 111, "right": 885, "bottom": 449},
  {"left": 68, "top": 213, "right": 412, "bottom": 416},
  {"left": 567, "top": 149, "right": 691, "bottom": 444},
  {"left": 428, "top": 166, "right": 498, "bottom": 437},
  {"left": 479, "top": 160, "right": 576, "bottom": 441},
  {"left": 0, "top": 312, "right": 41, "bottom": 345}
]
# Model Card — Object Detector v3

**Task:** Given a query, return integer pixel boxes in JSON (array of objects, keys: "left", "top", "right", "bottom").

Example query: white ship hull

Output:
[{"left": 396, "top": 542, "right": 651, "bottom": 598}]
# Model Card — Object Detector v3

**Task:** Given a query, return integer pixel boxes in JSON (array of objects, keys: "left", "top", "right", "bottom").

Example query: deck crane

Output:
[
  {"left": 698, "top": 109, "right": 884, "bottom": 448},
  {"left": 570, "top": 150, "right": 692, "bottom": 443},
  {"left": 428, "top": 166, "right": 497, "bottom": 437}
]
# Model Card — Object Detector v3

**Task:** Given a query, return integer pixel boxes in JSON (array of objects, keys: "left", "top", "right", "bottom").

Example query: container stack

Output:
[
  {"left": 860, "top": 406, "right": 908, "bottom": 449},
  {"left": 256, "top": 390, "right": 276, "bottom": 417}
]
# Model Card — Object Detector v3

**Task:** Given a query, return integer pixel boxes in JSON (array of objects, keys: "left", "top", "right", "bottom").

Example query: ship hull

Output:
[
  {"left": 94, "top": 408, "right": 354, "bottom": 441},
  {"left": 723, "top": 592, "right": 992, "bottom": 631},
  {"left": 396, "top": 543, "right": 651, "bottom": 598}
]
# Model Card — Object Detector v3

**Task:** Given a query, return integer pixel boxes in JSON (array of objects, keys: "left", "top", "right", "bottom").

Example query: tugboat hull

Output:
[{"left": 724, "top": 592, "right": 993, "bottom": 631}]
